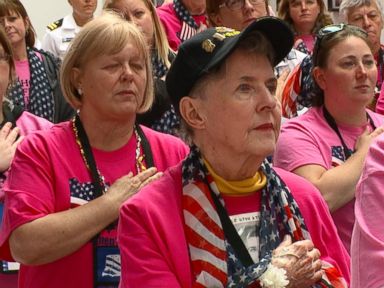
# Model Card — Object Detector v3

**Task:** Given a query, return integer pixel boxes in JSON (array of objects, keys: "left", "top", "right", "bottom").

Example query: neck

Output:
[
  {"left": 374, "top": 42, "right": 381, "bottom": 57},
  {"left": 294, "top": 23, "right": 313, "bottom": 35},
  {"left": 324, "top": 102, "right": 368, "bottom": 126},
  {"left": 13, "top": 42, "right": 28, "bottom": 61},
  {"left": 196, "top": 138, "right": 263, "bottom": 181},
  {"left": 72, "top": 13, "right": 92, "bottom": 27},
  {"left": 79, "top": 113, "right": 136, "bottom": 151}
]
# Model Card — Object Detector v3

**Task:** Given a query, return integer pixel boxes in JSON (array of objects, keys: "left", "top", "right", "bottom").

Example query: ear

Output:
[
  {"left": 24, "top": 17, "right": 30, "bottom": 31},
  {"left": 71, "top": 67, "right": 82, "bottom": 90},
  {"left": 179, "top": 97, "right": 206, "bottom": 130},
  {"left": 209, "top": 12, "right": 224, "bottom": 27},
  {"left": 312, "top": 66, "right": 326, "bottom": 90}
]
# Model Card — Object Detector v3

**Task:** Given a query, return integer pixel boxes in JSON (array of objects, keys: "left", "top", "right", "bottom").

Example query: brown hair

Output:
[
  {"left": 0, "top": 27, "right": 14, "bottom": 83},
  {"left": 0, "top": 0, "right": 36, "bottom": 47},
  {"left": 312, "top": 26, "right": 372, "bottom": 106},
  {"left": 277, "top": 0, "right": 333, "bottom": 34}
]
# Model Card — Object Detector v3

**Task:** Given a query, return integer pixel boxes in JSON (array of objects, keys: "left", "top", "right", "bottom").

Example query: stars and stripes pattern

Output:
[
  {"left": 182, "top": 145, "right": 348, "bottom": 287},
  {"left": 8, "top": 47, "right": 54, "bottom": 122},
  {"left": 331, "top": 146, "right": 351, "bottom": 167},
  {"left": 69, "top": 178, "right": 98, "bottom": 207}
]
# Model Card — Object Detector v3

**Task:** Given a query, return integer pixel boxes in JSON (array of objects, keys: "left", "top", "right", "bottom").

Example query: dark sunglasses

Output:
[{"left": 312, "top": 24, "right": 368, "bottom": 66}]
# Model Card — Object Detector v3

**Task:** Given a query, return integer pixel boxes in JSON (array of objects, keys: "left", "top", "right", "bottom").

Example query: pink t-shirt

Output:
[
  {"left": 118, "top": 164, "right": 350, "bottom": 287},
  {"left": 157, "top": 3, "right": 207, "bottom": 51},
  {"left": 295, "top": 34, "right": 315, "bottom": 53},
  {"left": 14, "top": 52, "right": 42, "bottom": 106},
  {"left": 351, "top": 134, "right": 384, "bottom": 287},
  {"left": 273, "top": 106, "right": 384, "bottom": 253},
  {"left": 0, "top": 122, "right": 188, "bottom": 288}
]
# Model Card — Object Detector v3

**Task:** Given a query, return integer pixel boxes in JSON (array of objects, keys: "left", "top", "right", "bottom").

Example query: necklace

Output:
[{"left": 72, "top": 114, "right": 146, "bottom": 197}]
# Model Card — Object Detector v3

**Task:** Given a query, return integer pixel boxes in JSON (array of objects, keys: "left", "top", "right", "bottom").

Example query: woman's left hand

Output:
[{"left": 271, "top": 235, "right": 323, "bottom": 288}]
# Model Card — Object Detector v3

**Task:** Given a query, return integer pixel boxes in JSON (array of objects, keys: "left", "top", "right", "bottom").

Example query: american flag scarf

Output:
[
  {"left": 173, "top": 0, "right": 203, "bottom": 42},
  {"left": 182, "top": 145, "right": 347, "bottom": 287}
]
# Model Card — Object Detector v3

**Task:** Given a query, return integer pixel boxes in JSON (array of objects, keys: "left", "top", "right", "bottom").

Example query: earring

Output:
[{"left": 77, "top": 87, "right": 83, "bottom": 96}]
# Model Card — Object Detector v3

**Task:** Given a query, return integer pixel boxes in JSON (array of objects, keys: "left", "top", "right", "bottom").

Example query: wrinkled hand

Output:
[
  {"left": 271, "top": 235, "right": 323, "bottom": 288},
  {"left": 105, "top": 167, "right": 163, "bottom": 205},
  {"left": 355, "top": 126, "right": 384, "bottom": 155},
  {"left": 0, "top": 122, "right": 23, "bottom": 173}
]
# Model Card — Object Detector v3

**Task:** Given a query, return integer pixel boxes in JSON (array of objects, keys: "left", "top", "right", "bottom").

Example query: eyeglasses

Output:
[
  {"left": 0, "top": 53, "right": 10, "bottom": 63},
  {"left": 219, "top": 0, "right": 265, "bottom": 11},
  {"left": 312, "top": 24, "right": 368, "bottom": 66}
]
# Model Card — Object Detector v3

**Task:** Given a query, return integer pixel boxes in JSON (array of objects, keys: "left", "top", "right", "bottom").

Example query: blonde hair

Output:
[
  {"left": 103, "top": 0, "right": 172, "bottom": 68},
  {"left": 61, "top": 12, "right": 154, "bottom": 113}
]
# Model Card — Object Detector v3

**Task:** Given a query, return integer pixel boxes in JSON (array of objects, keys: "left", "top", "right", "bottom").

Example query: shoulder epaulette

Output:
[{"left": 47, "top": 18, "right": 63, "bottom": 31}]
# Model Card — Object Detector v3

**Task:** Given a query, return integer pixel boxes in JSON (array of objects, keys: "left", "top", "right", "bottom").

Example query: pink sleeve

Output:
[
  {"left": 351, "top": 135, "right": 384, "bottom": 288},
  {"left": 0, "top": 134, "right": 55, "bottom": 261},
  {"left": 157, "top": 5, "right": 181, "bottom": 51},
  {"left": 376, "top": 85, "right": 384, "bottom": 115},
  {"left": 118, "top": 202, "right": 182, "bottom": 288},
  {"left": 274, "top": 118, "right": 328, "bottom": 172}
]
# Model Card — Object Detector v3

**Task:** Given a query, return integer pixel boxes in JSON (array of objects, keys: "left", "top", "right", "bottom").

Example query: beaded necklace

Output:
[{"left": 72, "top": 114, "right": 146, "bottom": 197}]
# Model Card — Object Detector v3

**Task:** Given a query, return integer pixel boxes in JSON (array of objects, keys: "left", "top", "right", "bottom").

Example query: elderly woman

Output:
[
  {"left": 0, "top": 28, "right": 52, "bottom": 288},
  {"left": 104, "top": 0, "right": 179, "bottom": 134},
  {"left": 156, "top": 0, "right": 207, "bottom": 51},
  {"left": 0, "top": 0, "right": 73, "bottom": 123},
  {"left": 118, "top": 17, "right": 350, "bottom": 287},
  {"left": 274, "top": 24, "right": 384, "bottom": 254},
  {"left": 277, "top": 0, "right": 332, "bottom": 54},
  {"left": 0, "top": 13, "right": 188, "bottom": 288},
  {"left": 351, "top": 133, "right": 384, "bottom": 287}
]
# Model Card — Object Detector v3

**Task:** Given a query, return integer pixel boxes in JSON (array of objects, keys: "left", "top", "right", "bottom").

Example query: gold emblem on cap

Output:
[
  {"left": 202, "top": 39, "right": 216, "bottom": 53},
  {"left": 212, "top": 32, "right": 226, "bottom": 41}
]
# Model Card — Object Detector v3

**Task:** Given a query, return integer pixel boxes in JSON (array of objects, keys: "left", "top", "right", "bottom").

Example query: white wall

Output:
[{"left": 20, "top": 0, "right": 104, "bottom": 42}]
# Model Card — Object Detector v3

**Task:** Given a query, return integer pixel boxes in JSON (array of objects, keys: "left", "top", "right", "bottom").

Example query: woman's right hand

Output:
[
  {"left": 355, "top": 126, "right": 384, "bottom": 155},
  {"left": 104, "top": 167, "right": 163, "bottom": 206},
  {"left": 271, "top": 235, "right": 323, "bottom": 288},
  {"left": 0, "top": 122, "right": 23, "bottom": 172}
]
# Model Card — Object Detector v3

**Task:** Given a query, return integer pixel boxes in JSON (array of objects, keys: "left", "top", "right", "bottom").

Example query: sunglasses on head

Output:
[
  {"left": 312, "top": 23, "right": 368, "bottom": 66},
  {"left": 219, "top": 0, "right": 265, "bottom": 11}
]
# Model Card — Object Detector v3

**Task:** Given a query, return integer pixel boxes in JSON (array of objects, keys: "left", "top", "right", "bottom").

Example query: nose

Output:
[
  {"left": 356, "top": 62, "right": 368, "bottom": 78},
  {"left": 362, "top": 14, "right": 371, "bottom": 28},
  {"left": 257, "top": 88, "right": 277, "bottom": 111},
  {"left": 120, "top": 63, "right": 134, "bottom": 81},
  {"left": 301, "top": 1, "right": 307, "bottom": 10}
]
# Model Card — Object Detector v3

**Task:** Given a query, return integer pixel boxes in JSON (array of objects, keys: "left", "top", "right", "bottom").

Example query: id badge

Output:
[{"left": 94, "top": 225, "right": 120, "bottom": 288}]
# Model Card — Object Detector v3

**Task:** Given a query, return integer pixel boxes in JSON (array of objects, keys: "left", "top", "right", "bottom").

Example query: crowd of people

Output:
[{"left": 0, "top": 0, "right": 383, "bottom": 287}]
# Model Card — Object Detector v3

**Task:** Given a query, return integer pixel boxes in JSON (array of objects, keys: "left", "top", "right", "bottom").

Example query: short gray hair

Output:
[{"left": 339, "top": 0, "right": 384, "bottom": 21}]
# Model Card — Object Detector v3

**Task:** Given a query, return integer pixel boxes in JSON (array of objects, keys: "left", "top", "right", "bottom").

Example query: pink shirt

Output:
[
  {"left": 0, "top": 123, "right": 188, "bottom": 288},
  {"left": 273, "top": 106, "right": 384, "bottom": 253},
  {"left": 157, "top": 3, "right": 207, "bottom": 51},
  {"left": 118, "top": 164, "right": 350, "bottom": 287},
  {"left": 14, "top": 52, "right": 42, "bottom": 106},
  {"left": 351, "top": 134, "right": 384, "bottom": 287}
]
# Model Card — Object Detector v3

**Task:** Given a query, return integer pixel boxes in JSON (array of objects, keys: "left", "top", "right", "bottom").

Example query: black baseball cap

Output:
[{"left": 166, "top": 16, "right": 294, "bottom": 115}]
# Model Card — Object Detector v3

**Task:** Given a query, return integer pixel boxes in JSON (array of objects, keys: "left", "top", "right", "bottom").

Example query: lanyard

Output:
[
  {"left": 322, "top": 106, "right": 376, "bottom": 160},
  {"left": 208, "top": 184, "right": 255, "bottom": 267}
]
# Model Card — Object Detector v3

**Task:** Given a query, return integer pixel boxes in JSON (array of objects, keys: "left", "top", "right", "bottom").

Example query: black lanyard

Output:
[
  {"left": 208, "top": 184, "right": 254, "bottom": 267},
  {"left": 323, "top": 106, "right": 376, "bottom": 160}
]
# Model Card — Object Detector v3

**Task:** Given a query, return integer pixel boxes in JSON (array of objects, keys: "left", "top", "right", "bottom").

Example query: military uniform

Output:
[{"left": 41, "top": 14, "right": 81, "bottom": 60}]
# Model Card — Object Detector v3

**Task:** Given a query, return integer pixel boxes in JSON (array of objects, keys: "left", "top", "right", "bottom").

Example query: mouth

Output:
[
  {"left": 355, "top": 84, "right": 372, "bottom": 91},
  {"left": 254, "top": 123, "right": 274, "bottom": 131}
]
